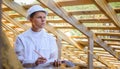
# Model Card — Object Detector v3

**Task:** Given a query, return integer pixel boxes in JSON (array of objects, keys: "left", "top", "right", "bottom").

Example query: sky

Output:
[{"left": 14, "top": 0, "right": 35, "bottom": 4}]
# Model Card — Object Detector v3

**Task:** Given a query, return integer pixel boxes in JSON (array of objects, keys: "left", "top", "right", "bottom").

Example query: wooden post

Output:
[
  {"left": 0, "top": 0, "right": 2, "bottom": 68},
  {"left": 56, "top": 36, "right": 62, "bottom": 60},
  {"left": 88, "top": 36, "right": 94, "bottom": 69},
  {"left": 0, "top": 1, "right": 23, "bottom": 68}
]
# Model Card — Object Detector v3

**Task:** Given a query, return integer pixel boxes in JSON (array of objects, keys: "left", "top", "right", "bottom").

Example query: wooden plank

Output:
[
  {"left": 57, "top": 0, "right": 120, "bottom": 7},
  {"left": 107, "top": 42, "right": 120, "bottom": 46},
  {"left": 69, "top": 9, "right": 120, "bottom": 15},
  {"left": 115, "top": 8, "right": 120, "bottom": 13},
  {"left": 9, "top": 14, "right": 22, "bottom": 18},
  {"left": 88, "top": 26, "right": 119, "bottom": 30},
  {"left": 21, "top": 0, "right": 120, "bottom": 8},
  {"left": 2, "top": 12, "right": 28, "bottom": 30},
  {"left": 2, "top": 23, "right": 20, "bottom": 35},
  {"left": 0, "top": 0, "right": 2, "bottom": 68},
  {"left": 47, "top": 19, "right": 112, "bottom": 23},
  {"left": 70, "top": 36, "right": 87, "bottom": 39},
  {"left": 38, "top": 0, "right": 120, "bottom": 60},
  {"left": 3, "top": 0, "right": 26, "bottom": 16},
  {"left": 92, "top": 0, "right": 120, "bottom": 28},
  {"left": 21, "top": 5, "right": 120, "bottom": 15},
  {"left": 96, "top": 32, "right": 120, "bottom": 36},
  {"left": 79, "top": 19, "right": 112, "bottom": 23},
  {"left": 88, "top": 37, "right": 94, "bottom": 69},
  {"left": 58, "top": 0, "right": 93, "bottom": 6},
  {"left": 56, "top": 36, "right": 62, "bottom": 59},
  {"left": 102, "top": 38, "right": 120, "bottom": 41},
  {"left": 2, "top": 7, "right": 11, "bottom": 11},
  {"left": 55, "top": 26, "right": 74, "bottom": 29}
]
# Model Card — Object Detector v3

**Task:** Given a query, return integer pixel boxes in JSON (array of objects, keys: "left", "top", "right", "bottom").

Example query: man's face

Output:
[{"left": 30, "top": 12, "right": 46, "bottom": 29}]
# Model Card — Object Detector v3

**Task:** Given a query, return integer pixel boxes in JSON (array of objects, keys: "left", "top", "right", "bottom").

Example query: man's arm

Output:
[
  {"left": 48, "top": 37, "right": 58, "bottom": 63},
  {"left": 14, "top": 37, "right": 24, "bottom": 63}
]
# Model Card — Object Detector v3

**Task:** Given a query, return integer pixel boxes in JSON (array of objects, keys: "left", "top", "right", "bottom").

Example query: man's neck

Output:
[{"left": 31, "top": 27, "right": 42, "bottom": 32}]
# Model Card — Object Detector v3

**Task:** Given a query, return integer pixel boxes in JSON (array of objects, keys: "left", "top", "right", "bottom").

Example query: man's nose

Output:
[{"left": 41, "top": 18, "right": 45, "bottom": 22}]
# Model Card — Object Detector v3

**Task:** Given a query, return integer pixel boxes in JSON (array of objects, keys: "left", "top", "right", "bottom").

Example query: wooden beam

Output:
[
  {"left": 58, "top": 0, "right": 93, "bottom": 6},
  {"left": 92, "top": 0, "right": 120, "bottom": 28},
  {"left": 102, "top": 38, "right": 120, "bottom": 41},
  {"left": 3, "top": 0, "right": 26, "bottom": 16},
  {"left": 88, "top": 37, "right": 94, "bottom": 69},
  {"left": 19, "top": 5, "right": 120, "bottom": 16},
  {"left": 0, "top": 0, "right": 2, "bottom": 68},
  {"left": 69, "top": 9, "right": 120, "bottom": 15},
  {"left": 115, "top": 8, "right": 120, "bottom": 13},
  {"left": 2, "top": 7, "right": 11, "bottom": 11},
  {"left": 107, "top": 42, "right": 120, "bottom": 46},
  {"left": 47, "top": 19, "right": 112, "bottom": 23},
  {"left": 79, "top": 19, "right": 112, "bottom": 23},
  {"left": 55, "top": 27, "right": 74, "bottom": 29},
  {"left": 37, "top": 0, "right": 120, "bottom": 60},
  {"left": 96, "top": 32, "right": 120, "bottom": 36},
  {"left": 70, "top": 36, "right": 87, "bottom": 39},
  {"left": 88, "top": 26, "right": 119, "bottom": 30},
  {"left": 57, "top": 0, "right": 120, "bottom": 7},
  {"left": 2, "top": 12, "right": 28, "bottom": 30},
  {"left": 9, "top": 14, "right": 22, "bottom": 18},
  {"left": 2, "top": 23, "right": 20, "bottom": 35},
  {"left": 56, "top": 36, "right": 62, "bottom": 59}
]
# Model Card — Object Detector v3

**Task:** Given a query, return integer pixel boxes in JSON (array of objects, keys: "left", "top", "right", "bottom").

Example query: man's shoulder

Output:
[
  {"left": 46, "top": 33, "right": 56, "bottom": 40},
  {"left": 18, "top": 29, "right": 30, "bottom": 38},
  {"left": 45, "top": 33, "right": 54, "bottom": 38}
]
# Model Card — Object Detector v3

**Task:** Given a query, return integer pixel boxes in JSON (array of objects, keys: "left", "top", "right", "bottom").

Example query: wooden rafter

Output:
[
  {"left": 3, "top": 0, "right": 26, "bottom": 16},
  {"left": 92, "top": 0, "right": 120, "bottom": 28},
  {"left": 63, "top": 46, "right": 115, "bottom": 68},
  {"left": 2, "top": 23, "right": 20, "bottom": 35},
  {"left": 102, "top": 38, "right": 120, "bottom": 41},
  {"left": 96, "top": 32, "right": 120, "bottom": 36},
  {"left": 37, "top": 0, "right": 120, "bottom": 60},
  {"left": 47, "top": 19, "right": 112, "bottom": 23},
  {"left": 88, "top": 26, "right": 119, "bottom": 30},
  {"left": 58, "top": 0, "right": 120, "bottom": 6},
  {"left": 2, "top": 12, "right": 28, "bottom": 30}
]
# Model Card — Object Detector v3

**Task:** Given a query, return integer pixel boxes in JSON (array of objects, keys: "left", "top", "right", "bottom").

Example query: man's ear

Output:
[{"left": 29, "top": 18, "right": 32, "bottom": 22}]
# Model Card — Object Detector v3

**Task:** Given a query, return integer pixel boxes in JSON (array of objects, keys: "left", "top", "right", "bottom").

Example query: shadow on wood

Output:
[{"left": 0, "top": 31, "right": 23, "bottom": 69}]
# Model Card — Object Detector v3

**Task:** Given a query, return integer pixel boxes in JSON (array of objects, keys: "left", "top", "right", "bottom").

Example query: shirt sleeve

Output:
[
  {"left": 14, "top": 37, "right": 24, "bottom": 62},
  {"left": 47, "top": 37, "right": 58, "bottom": 63}
]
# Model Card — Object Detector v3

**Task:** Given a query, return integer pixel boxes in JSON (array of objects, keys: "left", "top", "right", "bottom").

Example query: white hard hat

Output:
[{"left": 26, "top": 5, "right": 48, "bottom": 20}]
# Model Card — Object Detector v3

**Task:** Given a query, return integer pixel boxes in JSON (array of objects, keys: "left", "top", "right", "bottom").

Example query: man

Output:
[{"left": 15, "top": 5, "right": 61, "bottom": 69}]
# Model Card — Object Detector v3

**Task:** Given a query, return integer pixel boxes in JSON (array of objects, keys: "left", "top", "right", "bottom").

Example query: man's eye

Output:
[{"left": 37, "top": 17, "right": 42, "bottom": 18}]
